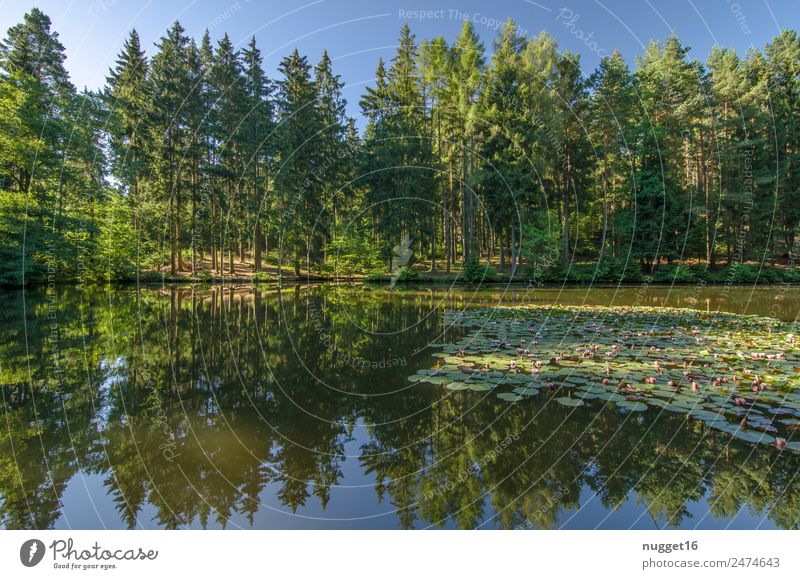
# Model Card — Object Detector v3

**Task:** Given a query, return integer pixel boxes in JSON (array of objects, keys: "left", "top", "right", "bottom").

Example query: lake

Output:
[{"left": 1, "top": 283, "right": 799, "bottom": 530}]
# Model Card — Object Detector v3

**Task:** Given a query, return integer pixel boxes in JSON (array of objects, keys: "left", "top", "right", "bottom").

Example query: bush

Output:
[
  {"left": 78, "top": 194, "right": 138, "bottom": 284},
  {"left": 757, "top": 267, "right": 782, "bottom": 284},
  {"left": 652, "top": 265, "right": 694, "bottom": 284},
  {"left": 688, "top": 264, "right": 713, "bottom": 283},
  {"left": 364, "top": 270, "right": 388, "bottom": 283},
  {"left": 784, "top": 267, "right": 800, "bottom": 282},
  {"left": 252, "top": 271, "right": 275, "bottom": 283},
  {"left": 594, "top": 256, "right": 644, "bottom": 283},
  {"left": 194, "top": 268, "right": 213, "bottom": 283},
  {"left": 137, "top": 270, "right": 164, "bottom": 283},
  {"left": 561, "top": 265, "right": 593, "bottom": 284},
  {"left": 396, "top": 267, "right": 423, "bottom": 282},
  {"left": 726, "top": 264, "right": 758, "bottom": 284},
  {"left": 461, "top": 256, "right": 496, "bottom": 283}
]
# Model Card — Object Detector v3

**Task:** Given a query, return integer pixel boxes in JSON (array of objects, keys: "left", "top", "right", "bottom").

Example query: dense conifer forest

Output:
[{"left": 2, "top": 8, "right": 799, "bottom": 285}]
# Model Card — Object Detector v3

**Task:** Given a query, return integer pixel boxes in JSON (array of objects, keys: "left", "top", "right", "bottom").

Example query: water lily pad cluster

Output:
[{"left": 411, "top": 306, "right": 800, "bottom": 453}]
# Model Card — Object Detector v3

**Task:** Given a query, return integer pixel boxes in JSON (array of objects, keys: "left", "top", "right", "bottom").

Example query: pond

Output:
[{"left": 1, "top": 283, "right": 799, "bottom": 530}]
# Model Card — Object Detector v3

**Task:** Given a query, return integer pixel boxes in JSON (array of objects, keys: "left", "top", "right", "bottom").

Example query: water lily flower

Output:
[{"left": 776, "top": 438, "right": 787, "bottom": 450}]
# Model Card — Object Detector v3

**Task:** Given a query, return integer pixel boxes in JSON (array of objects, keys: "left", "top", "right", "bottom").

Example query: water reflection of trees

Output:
[{"left": 1, "top": 286, "right": 798, "bottom": 529}]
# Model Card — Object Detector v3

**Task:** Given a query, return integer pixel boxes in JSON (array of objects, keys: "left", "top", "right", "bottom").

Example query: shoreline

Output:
[{"left": 5, "top": 278, "right": 800, "bottom": 289}]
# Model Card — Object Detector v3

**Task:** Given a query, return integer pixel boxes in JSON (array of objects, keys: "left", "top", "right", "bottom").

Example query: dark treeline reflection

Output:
[{"left": 1, "top": 286, "right": 799, "bottom": 530}]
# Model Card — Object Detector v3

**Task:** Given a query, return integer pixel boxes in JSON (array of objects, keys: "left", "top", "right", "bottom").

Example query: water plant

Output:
[{"left": 410, "top": 306, "right": 800, "bottom": 452}]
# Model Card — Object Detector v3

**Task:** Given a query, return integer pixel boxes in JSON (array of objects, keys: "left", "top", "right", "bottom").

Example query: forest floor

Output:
[
  {"left": 146, "top": 255, "right": 797, "bottom": 285},
  {"left": 155, "top": 256, "right": 360, "bottom": 281}
]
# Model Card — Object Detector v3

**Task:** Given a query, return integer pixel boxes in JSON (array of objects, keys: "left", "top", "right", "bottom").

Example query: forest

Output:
[{"left": 1, "top": 8, "right": 800, "bottom": 286}]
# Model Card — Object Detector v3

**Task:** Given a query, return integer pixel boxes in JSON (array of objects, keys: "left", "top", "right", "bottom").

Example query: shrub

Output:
[
  {"left": 689, "top": 264, "right": 713, "bottom": 283},
  {"left": 194, "top": 268, "right": 213, "bottom": 283},
  {"left": 522, "top": 264, "right": 561, "bottom": 284},
  {"left": 652, "top": 265, "right": 694, "bottom": 284},
  {"left": 396, "top": 267, "right": 423, "bottom": 282},
  {"left": 137, "top": 270, "right": 164, "bottom": 283},
  {"left": 364, "top": 270, "right": 388, "bottom": 283},
  {"left": 619, "top": 259, "right": 644, "bottom": 283},
  {"left": 561, "top": 265, "right": 593, "bottom": 284},
  {"left": 727, "top": 264, "right": 758, "bottom": 284},
  {"left": 757, "top": 267, "right": 782, "bottom": 284},
  {"left": 784, "top": 267, "right": 800, "bottom": 282},
  {"left": 594, "top": 256, "right": 644, "bottom": 283},
  {"left": 461, "top": 256, "right": 496, "bottom": 283},
  {"left": 252, "top": 271, "right": 275, "bottom": 283}
]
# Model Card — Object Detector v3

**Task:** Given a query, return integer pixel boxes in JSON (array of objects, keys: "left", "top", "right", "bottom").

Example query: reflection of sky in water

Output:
[
  {"left": 51, "top": 469, "right": 780, "bottom": 530},
  {"left": 2, "top": 286, "right": 799, "bottom": 530}
]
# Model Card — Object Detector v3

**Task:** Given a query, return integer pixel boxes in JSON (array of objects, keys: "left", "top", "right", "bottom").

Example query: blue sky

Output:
[{"left": 1, "top": 0, "right": 797, "bottom": 123}]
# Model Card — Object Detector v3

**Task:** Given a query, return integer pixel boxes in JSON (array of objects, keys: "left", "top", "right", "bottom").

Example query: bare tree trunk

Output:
[
  {"left": 170, "top": 196, "right": 177, "bottom": 276},
  {"left": 499, "top": 229, "right": 505, "bottom": 271},
  {"left": 562, "top": 154, "right": 572, "bottom": 268}
]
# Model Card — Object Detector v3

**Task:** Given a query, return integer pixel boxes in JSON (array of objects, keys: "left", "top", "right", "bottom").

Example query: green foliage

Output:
[
  {"left": 137, "top": 270, "right": 164, "bottom": 284},
  {"left": 364, "top": 271, "right": 389, "bottom": 283},
  {"left": 651, "top": 265, "right": 694, "bottom": 284},
  {"left": 252, "top": 271, "right": 275, "bottom": 283},
  {"left": 195, "top": 268, "right": 213, "bottom": 283},
  {"left": 461, "top": 255, "right": 497, "bottom": 283},
  {"left": 1, "top": 9, "right": 800, "bottom": 286},
  {"left": 784, "top": 267, "right": 800, "bottom": 283},
  {"left": 322, "top": 227, "right": 384, "bottom": 275},
  {"left": 80, "top": 194, "right": 138, "bottom": 284},
  {"left": 395, "top": 267, "right": 423, "bottom": 283},
  {"left": 595, "top": 256, "right": 643, "bottom": 283},
  {"left": 0, "top": 190, "right": 43, "bottom": 285}
]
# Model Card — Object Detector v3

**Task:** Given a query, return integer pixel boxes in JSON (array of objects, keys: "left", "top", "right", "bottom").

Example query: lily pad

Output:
[{"left": 555, "top": 396, "right": 584, "bottom": 407}]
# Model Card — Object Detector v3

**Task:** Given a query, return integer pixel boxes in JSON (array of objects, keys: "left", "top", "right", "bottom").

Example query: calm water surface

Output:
[{"left": 1, "top": 284, "right": 799, "bottom": 529}]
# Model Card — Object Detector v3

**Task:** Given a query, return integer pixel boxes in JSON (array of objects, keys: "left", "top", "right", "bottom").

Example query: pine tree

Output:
[
  {"left": 588, "top": 49, "right": 636, "bottom": 260},
  {"left": 383, "top": 24, "right": 433, "bottom": 266},
  {"left": 314, "top": 49, "right": 347, "bottom": 257},
  {"left": 149, "top": 21, "right": 192, "bottom": 275},
  {"left": 474, "top": 20, "right": 529, "bottom": 275},
  {"left": 276, "top": 49, "right": 321, "bottom": 276},
  {"left": 453, "top": 22, "right": 485, "bottom": 263},
  {"left": 241, "top": 36, "right": 274, "bottom": 272},
  {"left": 419, "top": 36, "right": 453, "bottom": 271},
  {"left": 105, "top": 30, "right": 149, "bottom": 232},
  {"left": 210, "top": 33, "right": 247, "bottom": 275},
  {"left": 764, "top": 30, "right": 800, "bottom": 257},
  {"left": 0, "top": 7, "right": 72, "bottom": 95}
]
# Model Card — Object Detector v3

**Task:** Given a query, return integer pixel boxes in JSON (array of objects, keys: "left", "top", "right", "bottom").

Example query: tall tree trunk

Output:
[
  {"left": 191, "top": 169, "right": 197, "bottom": 274},
  {"left": 600, "top": 134, "right": 609, "bottom": 261},
  {"left": 211, "top": 199, "right": 218, "bottom": 273},
  {"left": 510, "top": 223, "right": 518, "bottom": 279},
  {"left": 254, "top": 219, "right": 262, "bottom": 272},
  {"left": 499, "top": 229, "right": 506, "bottom": 271},
  {"left": 562, "top": 154, "right": 572, "bottom": 268},
  {"left": 170, "top": 195, "right": 177, "bottom": 276}
]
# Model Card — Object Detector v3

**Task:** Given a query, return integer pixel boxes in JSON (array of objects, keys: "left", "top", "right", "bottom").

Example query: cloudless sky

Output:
[{"left": 1, "top": 0, "right": 798, "bottom": 125}]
